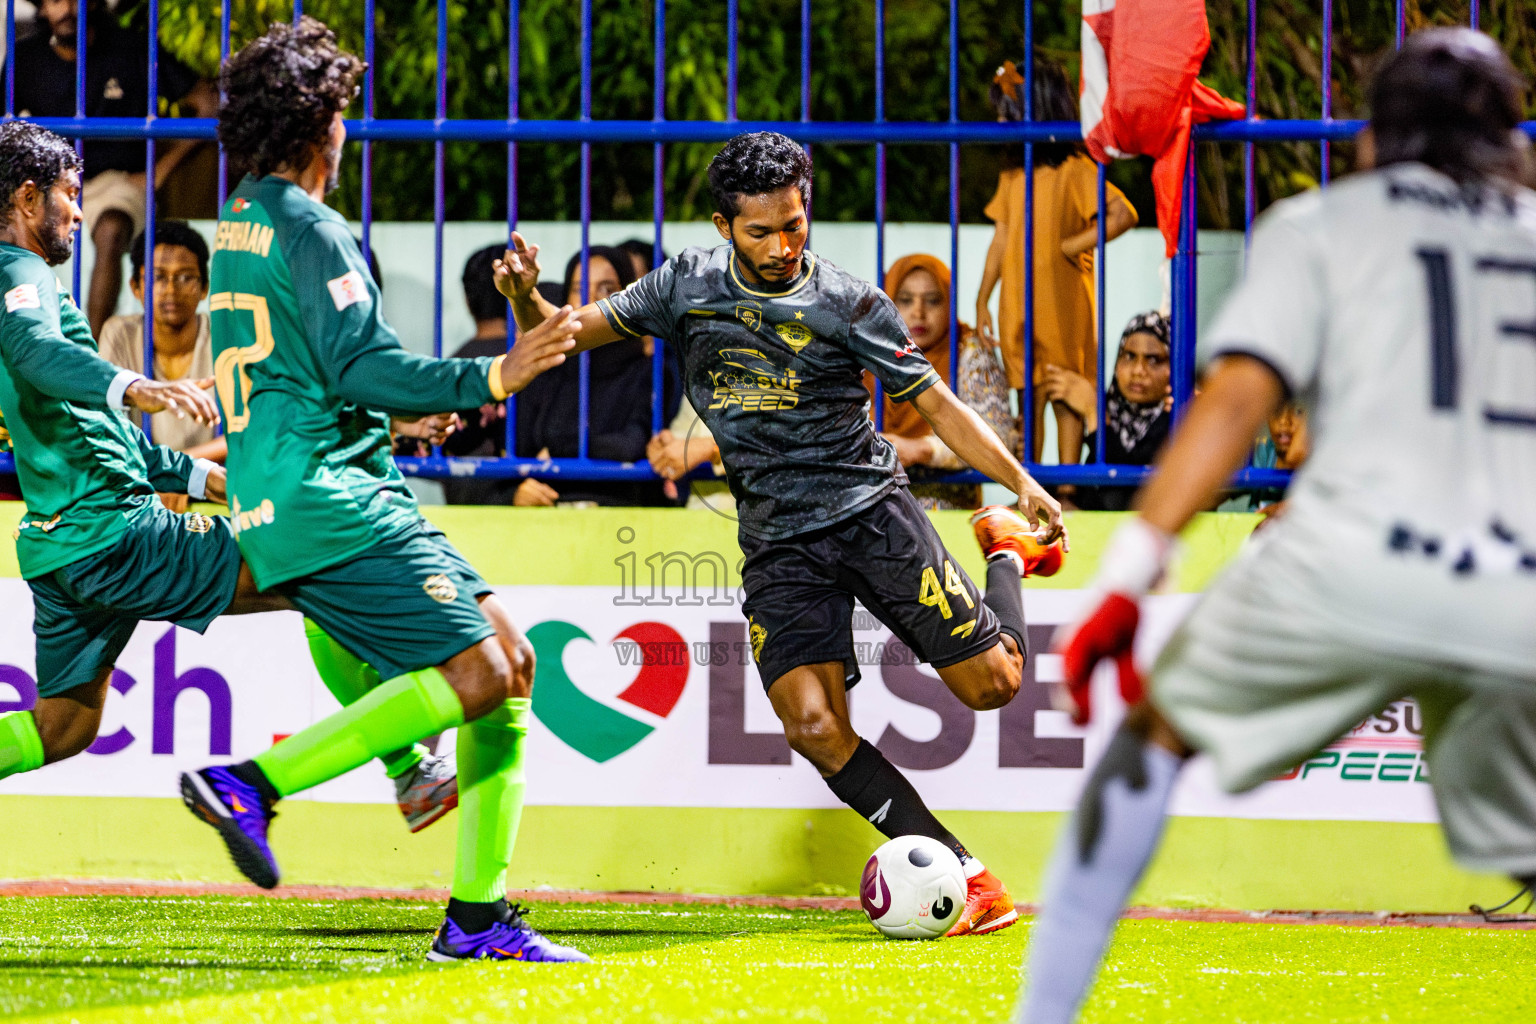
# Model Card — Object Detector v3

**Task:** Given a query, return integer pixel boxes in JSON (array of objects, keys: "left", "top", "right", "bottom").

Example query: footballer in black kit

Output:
[{"left": 499, "top": 131, "right": 1067, "bottom": 937}]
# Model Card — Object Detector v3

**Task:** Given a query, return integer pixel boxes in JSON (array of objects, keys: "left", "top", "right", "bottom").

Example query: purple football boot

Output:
[
  {"left": 180, "top": 766, "right": 280, "bottom": 889},
  {"left": 427, "top": 904, "right": 590, "bottom": 963}
]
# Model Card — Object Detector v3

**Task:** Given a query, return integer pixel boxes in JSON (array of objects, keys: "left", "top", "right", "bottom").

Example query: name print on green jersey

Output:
[{"left": 214, "top": 220, "right": 275, "bottom": 259}]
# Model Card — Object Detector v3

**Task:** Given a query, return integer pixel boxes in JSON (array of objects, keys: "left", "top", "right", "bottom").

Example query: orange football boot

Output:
[
  {"left": 945, "top": 867, "right": 1019, "bottom": 937},
  {"left": 969, "top": 505, "right": 1064, "bottom": 577}
]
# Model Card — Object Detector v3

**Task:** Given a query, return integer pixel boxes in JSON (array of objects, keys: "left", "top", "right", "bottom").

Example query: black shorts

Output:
[
  {"left": 29, "top": 505, "right": 243, "bottom": 697},
  {"left": 739, "top": 487, "right": 1001, "bottom": 691}
]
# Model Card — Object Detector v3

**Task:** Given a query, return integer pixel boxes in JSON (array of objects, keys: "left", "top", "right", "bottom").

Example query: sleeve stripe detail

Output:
[
  {"left": 487, "top": 354, "right": 510, "bottom": 401},
  {"left": 887, "top": 368, "right": 938, "bottom": 400},
  {"left": 597, "top": 297, "right": 642, "bottom": 337}
]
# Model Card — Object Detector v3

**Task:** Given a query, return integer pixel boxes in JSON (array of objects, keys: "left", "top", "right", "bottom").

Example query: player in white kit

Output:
[{"left": 1017, "top": 29, "right": 1536, "bottom": 1024}]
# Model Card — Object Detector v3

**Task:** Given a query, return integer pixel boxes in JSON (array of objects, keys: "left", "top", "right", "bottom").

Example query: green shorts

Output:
[
  {"left": 29, "top": 505, "right": 243, "bottom": 698},
  {"left": 272, "top": 520, "right": 494, "bottom": 681}
]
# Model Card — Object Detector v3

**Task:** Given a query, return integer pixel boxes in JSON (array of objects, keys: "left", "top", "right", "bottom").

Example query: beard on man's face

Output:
[
  {"left": 324, "top": 144, "right": 343, "bottom": 196},
  {"left": 38, "top": 194, "right": 75, "bottom": 266}
]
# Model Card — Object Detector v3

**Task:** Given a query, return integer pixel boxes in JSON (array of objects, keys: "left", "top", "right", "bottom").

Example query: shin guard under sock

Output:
[
  {"left": 303, "top": 618, "right": 425, "bottom": 778},
  {"left": 984, "top": 556, "right": 1028, "bottom": 658},
  {"left": 1018, "top": 723, "right": 1182, "bottom": 1024},
  {"left": 253, "top": 668, "right": 466, "bottom": 798},
  {"left": 826, "top": 737, "right": 970, "bottom": 863},
  {"left": 0, "top": 711, "right": 44, "bottom": 781}
]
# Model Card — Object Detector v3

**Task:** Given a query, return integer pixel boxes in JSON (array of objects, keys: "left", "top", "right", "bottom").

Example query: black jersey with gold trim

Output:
[{"left": 598, "top": 244, "right": 938, "bottom": 540}]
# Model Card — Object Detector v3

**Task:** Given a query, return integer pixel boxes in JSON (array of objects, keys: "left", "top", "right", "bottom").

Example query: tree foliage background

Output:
[{"left": 135, "top": 0, "right": 1532, "bottom": 226}]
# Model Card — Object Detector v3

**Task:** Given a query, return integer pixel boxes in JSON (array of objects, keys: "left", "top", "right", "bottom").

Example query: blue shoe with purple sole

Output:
[
  {"left": 179, "top": 765, "right": 280, "bottom": 889},
  {"left": 427, "top": 905, "right": 591, "bottom": 963}
]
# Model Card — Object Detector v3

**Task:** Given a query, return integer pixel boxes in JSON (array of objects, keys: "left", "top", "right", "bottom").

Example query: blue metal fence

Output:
[{"left": 5, "top": 0, "right": 1475, "bottom": 494}]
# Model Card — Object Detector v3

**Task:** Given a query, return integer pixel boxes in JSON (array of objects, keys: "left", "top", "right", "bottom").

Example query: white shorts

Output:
[
  {"left": 82, "top": 170, "right": 147, "bottom": 238},
  {"left": 1154, "top": 539, "right": 1536, "bottom": 878}
]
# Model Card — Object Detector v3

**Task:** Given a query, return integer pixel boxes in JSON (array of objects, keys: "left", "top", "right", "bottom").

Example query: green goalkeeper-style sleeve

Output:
[
  {"left": 0, "top": 268, "right": 134, "bottom": 406},
  {"left": 287, "top": 219, "right": 505, "bottom": 415}
]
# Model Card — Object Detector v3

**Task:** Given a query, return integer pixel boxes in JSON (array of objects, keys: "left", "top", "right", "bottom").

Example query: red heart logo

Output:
[{"left": 613, "top": 622, "right": 688, "bottom": 718}]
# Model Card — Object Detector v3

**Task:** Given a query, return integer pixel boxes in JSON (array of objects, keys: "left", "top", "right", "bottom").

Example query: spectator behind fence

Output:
[
  {"left": 616, "top": 237, "right": 683, "bottom": 424},
  {"left": 99, "top": 221, "right": 221, "bottom": 464},
  {"left": 12, "top": 0, "right": 219, "bottom": 337},
  {"left": 976, "top": 58, "right": 1137, "bottom": 473},
  {"left": 866, "top": 254, "right": 1017, "bottom": 511},
  {"left": 446, "top": 246, "right": 670, "bottom": 507},
  {"left": 1247, "top": 400, "right": 1310, "bottom": 515},
  {"left": 1038, "top": 310, "right": 1171, "bottom": 512}
]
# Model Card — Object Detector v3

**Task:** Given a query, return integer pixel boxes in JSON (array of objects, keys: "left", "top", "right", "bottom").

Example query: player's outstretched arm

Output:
[
  {"left": 912, "top": 380, "right": 1066, "bottom": 545},
  {"left": 494, "top": 232, "right": 622, "bottom": 354},
  {"left": 123, "top": 378, "right": 221, "bottom": 426}
]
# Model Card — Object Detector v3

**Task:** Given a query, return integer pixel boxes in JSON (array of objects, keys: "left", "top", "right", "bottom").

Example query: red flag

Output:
[{"left": 1081, "top": 0, "right": 1244, "bottom": 256}]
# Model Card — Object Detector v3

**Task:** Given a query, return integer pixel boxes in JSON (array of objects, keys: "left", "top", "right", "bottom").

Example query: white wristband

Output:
[
  {"left": 186, "top": 459, "right": 219, "bottom": 501},
  {"left": 107, "top": 370, "right": 146, "bottom": 410},
  {"left": 1095, "top": 517, "right": 1177, "bottom": 597}
]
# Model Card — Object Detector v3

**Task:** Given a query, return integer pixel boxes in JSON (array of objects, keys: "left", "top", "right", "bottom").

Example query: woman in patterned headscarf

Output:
[
  {"left": 1039, "top": 309, "right": 1171, "bottom": 511},
  {"left": 866, "top": 253, "right": 1017, "bottom": 510}
]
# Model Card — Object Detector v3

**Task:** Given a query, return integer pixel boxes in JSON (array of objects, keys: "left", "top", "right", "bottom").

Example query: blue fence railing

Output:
[{"left": 0, "top": 0, "right": 1481, "bottom": 493}]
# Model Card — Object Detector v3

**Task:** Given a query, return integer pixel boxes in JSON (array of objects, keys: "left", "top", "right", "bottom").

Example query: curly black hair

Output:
[
  {"left": 0, "top": 121, "right": 82, "bottom": 221},
  {"left": 1371, "top": 28, "right": 1527, "bottom": 185},
  {"left": 218, "top": 17, "right": 364, "bottom": 178},
  {"left": 707, "top": 132, "right": 812, "bottom": 221}
]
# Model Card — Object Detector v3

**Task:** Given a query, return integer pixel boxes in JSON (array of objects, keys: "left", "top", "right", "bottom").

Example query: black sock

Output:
[
  {"left": 229, "top": 761, "right": 280, "bottom": 809},
  {"left": 825, "top": 738, "right": 969, "bottom": 863},
  {"left": 446, "top": 897, "right": 512, "bottom": 933},
  {"left": 984, "top": 556, "right": 1028, "bottom": 659}
]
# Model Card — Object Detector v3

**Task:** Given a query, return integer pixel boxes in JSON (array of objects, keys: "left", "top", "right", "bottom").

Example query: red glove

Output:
[
  {"left": 1054, "top": 592, "right": 1145, "bottom": 725},
  {"left": 1050, "top": 518, "right": 1174, "bottom": 725}
]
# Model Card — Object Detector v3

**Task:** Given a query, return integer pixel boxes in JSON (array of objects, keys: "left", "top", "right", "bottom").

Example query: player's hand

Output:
[
  {"left": 202, "top": 465, "right": 227, "bottom": 504},
  {"left": 393, "top": 412, "right": 460, "bottom": 447},
  {"left": 1015, "top": 474, "right": 1067, "bottom": 548},
  {"left": 499, "top": 305, "right": 579, "bottom": 395},
  {"left": 513, "top": 478, "right": 559, "bottom": 507},
  {"left": 125, "top": 377, "right": 220, "bottom": 426},
  {"left": 1050, "top": 517, "right": 1173, "bottom": 724},
  {"left": 493, "top": 232, "right": 543, "bottom": 305}
]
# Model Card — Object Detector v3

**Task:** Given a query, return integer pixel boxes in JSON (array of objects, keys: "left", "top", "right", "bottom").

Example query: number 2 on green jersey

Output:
[{"left": 210, "top": 291, "right": 276, "bottom": 433}]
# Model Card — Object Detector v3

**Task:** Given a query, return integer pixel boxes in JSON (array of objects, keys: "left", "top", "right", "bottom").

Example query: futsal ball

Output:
[{"left": 859, "top": 835, "right": 966, "bottom": 939}]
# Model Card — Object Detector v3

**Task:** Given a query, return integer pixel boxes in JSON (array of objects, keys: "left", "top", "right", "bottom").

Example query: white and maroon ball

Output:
[{"left": 859, "top": 835, "right": 966, "bottom": 939}]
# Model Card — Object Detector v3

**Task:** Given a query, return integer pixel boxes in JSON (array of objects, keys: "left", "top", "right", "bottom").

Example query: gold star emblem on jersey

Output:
[
  {"left": 423, "top": 574, "right": 460, "bottom": 604},
  {"left": 774, "top": 321, "right": 814, "bottom": 353}
]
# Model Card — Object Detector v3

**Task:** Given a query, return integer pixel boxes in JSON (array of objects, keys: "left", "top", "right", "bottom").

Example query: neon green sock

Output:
[
  {"left": 451, "top": 697, "right": 530, "bottom": 903},
  {"left": 303, "top": 619, "right": 425, "bottom": 779},
  {"left": 254, "top": 668, "right": 465, "bottom": 798},
  {"left": 0, "top": 711, "right": 44, "bottom": 781}
]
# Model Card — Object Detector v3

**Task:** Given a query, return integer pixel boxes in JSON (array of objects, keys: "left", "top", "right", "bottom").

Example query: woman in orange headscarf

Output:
[{"left": 867, "top": 254, "right": 1017, "bottom": 510}]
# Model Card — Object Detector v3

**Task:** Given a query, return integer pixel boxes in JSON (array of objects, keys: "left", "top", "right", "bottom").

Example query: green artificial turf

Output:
[{"left": 1, "top": 896, "right": 1533, "bottom": 1023}]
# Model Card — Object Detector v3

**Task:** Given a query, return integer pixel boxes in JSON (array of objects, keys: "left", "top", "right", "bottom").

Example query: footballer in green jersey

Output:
[
  {"left": 0, "top": 121, "right": 267, "bottom": 777},
  {"left": 0, "top": 122, "right": 459, "bottom": 837},
  {"left": 181, "top": 19, "right": 588, "bottom": 962}
]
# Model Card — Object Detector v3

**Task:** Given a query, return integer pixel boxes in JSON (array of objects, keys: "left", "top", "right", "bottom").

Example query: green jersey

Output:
[
  {"left": 0, "top": 243, "right": 202, "bottom": 578},
  {"left": 208, "top": 175, "right": 507, "bottom": 588}
]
